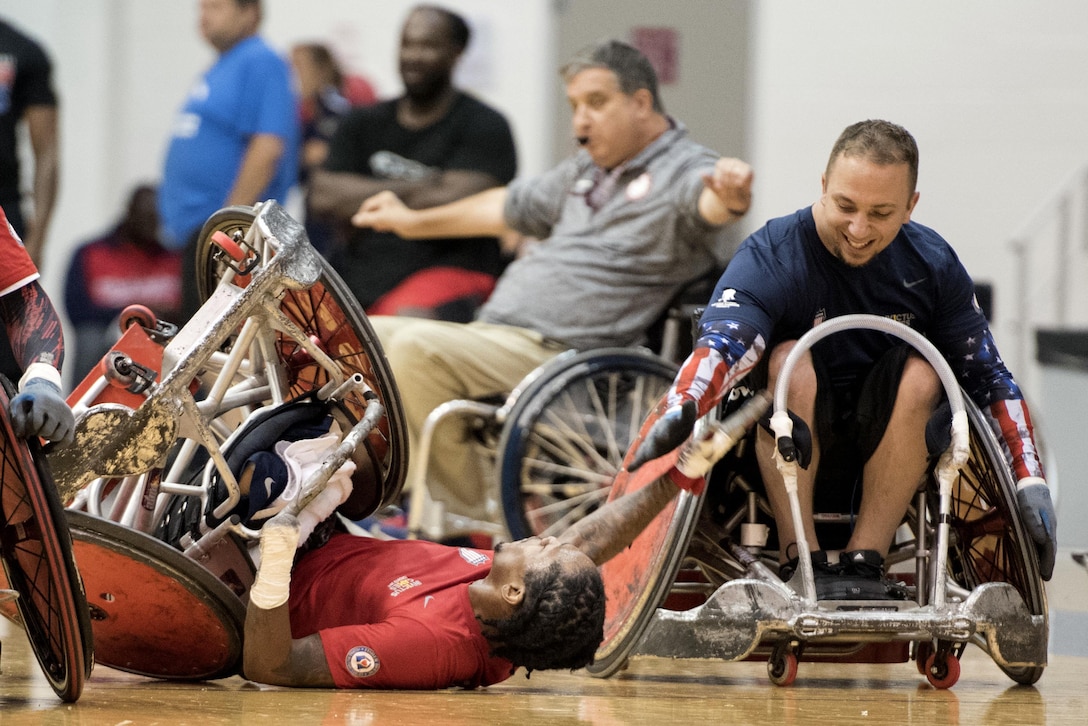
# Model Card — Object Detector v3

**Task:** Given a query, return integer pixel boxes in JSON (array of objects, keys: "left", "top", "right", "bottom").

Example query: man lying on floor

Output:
[{"left": 242, "top": 396, "right": 766, "bottom": 690}]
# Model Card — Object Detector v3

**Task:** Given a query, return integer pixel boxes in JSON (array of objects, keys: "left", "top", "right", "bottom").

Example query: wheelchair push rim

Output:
[{"left": 0, "top": 376, "right": 94, "bottom": 702}]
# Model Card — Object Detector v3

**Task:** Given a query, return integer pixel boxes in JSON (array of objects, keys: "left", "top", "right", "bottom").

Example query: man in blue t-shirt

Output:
[
  {"left": 159, "top": 0, "right": 299, "bottom": 321},
  {"left": 632, "top": 119, "right": 1057, "bottom": 599}
]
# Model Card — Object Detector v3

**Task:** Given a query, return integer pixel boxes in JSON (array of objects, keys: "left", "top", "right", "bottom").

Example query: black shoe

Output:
[
  {"left": 780, "top": 550, "right": 841, "bottom": 585},
  {"left": 816, "top": 550, "right": 909, "bottom": 600}
]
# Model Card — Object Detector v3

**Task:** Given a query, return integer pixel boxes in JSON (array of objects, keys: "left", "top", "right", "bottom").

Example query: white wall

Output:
[{"left": 746, "top": 1, "right": 1088, "bottom": 398}]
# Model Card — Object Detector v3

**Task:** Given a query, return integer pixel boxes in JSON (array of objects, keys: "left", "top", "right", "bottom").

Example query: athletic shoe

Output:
[
  {"left": 779, "top": 550, "right": 843, "bottom": 594},
  {"left": 816, "top": 549, "right": 910, "bottom": 600}
]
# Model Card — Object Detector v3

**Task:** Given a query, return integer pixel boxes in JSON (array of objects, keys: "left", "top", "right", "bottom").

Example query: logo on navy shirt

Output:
[
  {"left": 346, "top": 646, "right": 380, "bottom": 678},
  {"left": 712, "top": 288, "right": 740, "bottom": 309}
]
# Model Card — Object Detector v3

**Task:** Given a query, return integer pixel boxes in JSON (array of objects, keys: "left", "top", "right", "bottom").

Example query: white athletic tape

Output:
[
  {"left": 249, "top": 515, "right": 300, "bottom": 610},
  {"left": 18, "top": 362, "right": 62, "bottom": 392},
  {"left": 1016, "top": 476, "right": 1046, "bottom": 492},
  {"left": 296, "top": 460, "right": 355, "bottom": 544}
]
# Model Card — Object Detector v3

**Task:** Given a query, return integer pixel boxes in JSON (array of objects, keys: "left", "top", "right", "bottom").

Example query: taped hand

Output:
[
  {"left": 9, "top": 377, "right": 74, "bottom": 444},
  {"left": 1016, "top": 478, "right": 1056, "bottom": 580}
]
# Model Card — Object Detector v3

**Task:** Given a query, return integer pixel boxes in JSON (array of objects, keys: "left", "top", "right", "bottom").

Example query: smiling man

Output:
[
  {"left": 632, "top": 119, "right": 1056, "bottom": 599},
  {"left": 349, "top": 39, "right": 753, "bottom": 527}
]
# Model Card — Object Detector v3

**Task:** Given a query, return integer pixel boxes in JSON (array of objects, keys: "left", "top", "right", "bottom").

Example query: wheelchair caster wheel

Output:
[
  {"left": 768, "top": 644, "right": 799, "bottom": 686},
  {"left": 914, "top": 641, "right": 934, "bottom": 676},
  {"left": 119, "top": 304, "right": 156, "bottom": 332},
  {"left": 924, "top": 651, "right": 960, "bottom": 689}
]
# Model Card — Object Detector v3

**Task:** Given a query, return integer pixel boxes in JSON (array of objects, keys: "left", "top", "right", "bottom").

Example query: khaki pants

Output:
[{"left": 368, "top": 316, "right": 567, "bottom": 521}]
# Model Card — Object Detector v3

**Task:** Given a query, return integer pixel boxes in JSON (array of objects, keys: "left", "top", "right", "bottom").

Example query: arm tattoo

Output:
[
  {"left": 0, "top": 281, "right": 65, "bottom": 372},
  {"left": 561, "top": 478, "right": 678, "bottom": 566}
]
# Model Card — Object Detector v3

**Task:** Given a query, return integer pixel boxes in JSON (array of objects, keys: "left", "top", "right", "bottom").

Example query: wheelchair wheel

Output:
[
  {"left": 65, "top": 510, "right": 246, "bottom": 680},
  {"left": 939, "top": 395, "right": 1047, "bottom": 685},
  {"left": 496, "top": 348, "right": 676, "bottom": 540},
  {"left": 580, "top": 391, "right": 706, "bottom": 678},
  {"left": 0, "top": 377, "right": 93, "bottom": 702},
  {"left": 194, "top": 206, "right": 409, "bottom": 518}
]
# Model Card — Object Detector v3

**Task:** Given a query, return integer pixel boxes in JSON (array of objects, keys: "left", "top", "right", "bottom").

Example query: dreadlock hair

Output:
[{"left": 481, "top": 560, "right": 605, "bottom": 675}]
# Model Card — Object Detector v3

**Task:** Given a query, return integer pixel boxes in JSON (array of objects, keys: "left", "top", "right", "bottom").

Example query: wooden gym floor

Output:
[{"left": 1, "top": 552, "right": 1085, "bottom": 725}]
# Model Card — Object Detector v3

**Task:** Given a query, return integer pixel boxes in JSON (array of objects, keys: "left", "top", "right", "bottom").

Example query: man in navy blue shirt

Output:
[{"left": 633, "top": 119, "right": 1056, "bottom": 598}]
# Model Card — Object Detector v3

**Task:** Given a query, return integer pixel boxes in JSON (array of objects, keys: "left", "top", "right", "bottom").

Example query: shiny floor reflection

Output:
[{"left": 1, "top": 613, "right": 1082, "bottom": 726}]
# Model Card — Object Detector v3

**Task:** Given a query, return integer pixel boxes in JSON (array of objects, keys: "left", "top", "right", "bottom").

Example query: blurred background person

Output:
[
  {"left": 291, "top": 41, "right": 375, "bottom": 254},
  {"left": 308, "top": 4, "right": 516, "bottom": 323},
  {"left": 0, "top": 17, "right": 58, "bottom": 269},
  {"left": 159, "top": 0, "right": 299, "bottom": 322},
  {"left": 63, "top": 184, "right": 181, "bottom": 380}
]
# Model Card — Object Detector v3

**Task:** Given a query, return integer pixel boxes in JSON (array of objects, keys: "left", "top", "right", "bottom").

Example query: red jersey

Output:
[
  {"left": 288, "top": 534, "right": 514, "bottom": 689},
  {"left": 0, "top": 205, "right": 38, "bottom": 294}
]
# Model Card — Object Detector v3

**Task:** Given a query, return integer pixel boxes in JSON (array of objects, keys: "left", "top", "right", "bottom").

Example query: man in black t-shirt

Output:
[
  {"left": 308, "top": 5, "right": 516, "bottom": 322},
  {"left": 0, "top": 18, "right": 58, "bottom": 268}
]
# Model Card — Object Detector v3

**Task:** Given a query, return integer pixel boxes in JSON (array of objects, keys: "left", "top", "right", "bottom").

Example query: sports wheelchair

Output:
[
  {"left": 402, "top": 277, "right": 714, "bottom": 544},
  {"left": 590, "top": 314, "right": 1048, "bottom": 690},
  {"left": 2, "top": 201, "right": 409, "bottom": 682}
]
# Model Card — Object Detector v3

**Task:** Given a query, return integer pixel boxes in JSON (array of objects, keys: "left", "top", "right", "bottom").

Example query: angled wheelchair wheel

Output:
[
  {"left": 0, "top": 377, "right": 93, "bottom": 702},
  {"left": 65, "top": 510, "right": 246, "bottom": 680},
  {"left": 581, "top": 394, "right": 705, "bottom": 678},
  {"left": 496, "top": 348, "right": 676, "bottom": 540},
  {"left": 194, "top": 206, "right": 408, "bottom": 518},
  {"left": 938, "top": 395, "right": 1047, "bottom": 685}
]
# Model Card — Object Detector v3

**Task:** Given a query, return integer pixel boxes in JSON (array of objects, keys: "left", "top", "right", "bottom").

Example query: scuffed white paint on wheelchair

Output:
[{"left": 47, "top": 202, "right": 370, "bottom": 522}]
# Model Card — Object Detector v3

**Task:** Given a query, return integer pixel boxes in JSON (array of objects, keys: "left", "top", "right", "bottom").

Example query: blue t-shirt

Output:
[
  {"left": 160, "top": 36, "right": 299, "bottom": 246},
  {"left": 702, "top": 206, "right": 988, "bottom": 386}
]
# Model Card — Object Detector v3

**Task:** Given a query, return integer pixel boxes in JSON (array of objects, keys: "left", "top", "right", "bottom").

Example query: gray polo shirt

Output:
[{"left": 477, "top": 124, "right": 733, "bottom": 350}]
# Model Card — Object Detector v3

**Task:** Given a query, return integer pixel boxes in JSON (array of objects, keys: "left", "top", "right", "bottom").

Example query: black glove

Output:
[
  {"left": 1016, "top": 479, "right": 1056, "bottom": 580},
  {"left": 9, "top": 378, "right": 75, "bottom": 444},
  {"left": 629, "top": 399, "right": 698, "bottom": 472}
]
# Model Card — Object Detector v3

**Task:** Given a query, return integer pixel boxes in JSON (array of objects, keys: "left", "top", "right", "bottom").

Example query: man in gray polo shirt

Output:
[{"left": 354, "top": 39, "right": 753, "bottom": 525}]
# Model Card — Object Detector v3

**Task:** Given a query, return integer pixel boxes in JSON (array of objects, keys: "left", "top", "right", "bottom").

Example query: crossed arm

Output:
[{"left": 308, "top": 166, "right": 506, "bottom": 224}]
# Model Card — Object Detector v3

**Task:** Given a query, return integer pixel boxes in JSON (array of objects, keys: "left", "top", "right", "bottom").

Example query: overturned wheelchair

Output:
[
  {"left": 592, "top": 314, "right": 1048, "bottom": 689},
  {"left": 23, "top": 201, "right": 408, "bottom": 681}
]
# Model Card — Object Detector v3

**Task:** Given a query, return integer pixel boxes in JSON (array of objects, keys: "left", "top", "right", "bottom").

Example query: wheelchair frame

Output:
[
  {"left": 590, "top": 315, "right": 1048, "bottom": 689},
  {"left": 15, "top": 201, "right": 407, "bottom": 680},
  {"left": 53, "top": 201, "right": 405, "bottom": 543}
]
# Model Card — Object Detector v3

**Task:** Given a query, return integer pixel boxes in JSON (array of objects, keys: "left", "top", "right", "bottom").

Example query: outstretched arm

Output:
[
  {"left": 558, "top": 476, "right": 679, "bottom": 566},
  {"left": 697, "top": 157, "right": 753, "bottom": 226},
  {"left": 351, "top": 186, "right": 511, "bottom": 240},
  {"left": 560, "top": 391, "right": 770, "bottom": 566},
  {"left": 308, "top": 168, "right": 504, "bottom": 222}
]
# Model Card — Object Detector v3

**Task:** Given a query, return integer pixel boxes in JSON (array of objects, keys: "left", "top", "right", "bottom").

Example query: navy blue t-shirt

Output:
[{"left": 701, "top": 206, "right": 989, "bottom": 387}]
